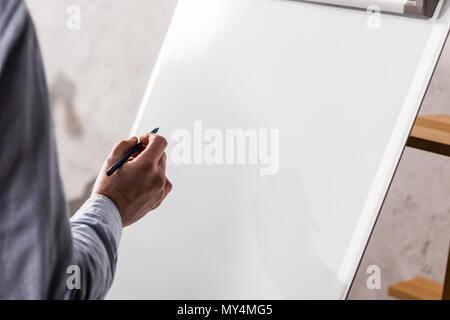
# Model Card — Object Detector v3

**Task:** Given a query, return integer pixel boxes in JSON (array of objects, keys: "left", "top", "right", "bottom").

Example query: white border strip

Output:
[{"left": 340, "top": 22, "right": 449, "bottom": 298}]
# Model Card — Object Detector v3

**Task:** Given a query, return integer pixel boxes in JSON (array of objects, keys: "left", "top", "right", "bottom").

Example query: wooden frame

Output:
[{"left": 406, "top": 114, "right": 450, "bottom": 156}]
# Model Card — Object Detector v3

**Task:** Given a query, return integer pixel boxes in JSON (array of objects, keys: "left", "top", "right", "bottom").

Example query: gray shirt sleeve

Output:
[
  {"left": 69, "top": 195, "right": 122, "bottom": 299},
  {"left": 0, "top": 0, "right": 122, "bottom": 299}
]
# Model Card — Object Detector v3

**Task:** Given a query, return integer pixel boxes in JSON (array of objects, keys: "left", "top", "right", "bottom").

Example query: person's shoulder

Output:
[
  {"left": 0, "top": 0, "right": 27, "bottom": 31},
  {"left": 0, "top": 0, "right": 30, "bottom": 73}
]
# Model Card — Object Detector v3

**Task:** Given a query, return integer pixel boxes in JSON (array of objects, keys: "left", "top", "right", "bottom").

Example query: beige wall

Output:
[{"left": 26, "top": 0, "right": 449, "bottom": 299}]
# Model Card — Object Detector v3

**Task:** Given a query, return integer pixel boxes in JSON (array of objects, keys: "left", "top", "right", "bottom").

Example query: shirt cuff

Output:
[{"left": 70, "top": 194, "right": 123, "bottom": 248}]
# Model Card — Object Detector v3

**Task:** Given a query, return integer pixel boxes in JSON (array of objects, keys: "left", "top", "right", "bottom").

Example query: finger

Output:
[
  {"left": 136, "top": 134, "right": 168, "bottom": 165},
  {"left": 132, "top": 132, "right": 153, "bottom": 158},
  {"left": 130, "top": 148, "right": 144, "bottom": 159},
  {"left": 139, "top": 132, "right": 152, "bottom": 145},
  {"left": 109, "top": 136, "right": 139, "bottom": 162},
  {"left": 164, "top": 178, "right": 173, "bottom": 195},
  {"left": 151, "top": 179, "right": 173, "bottom": 210},
  {"left": 157, "top": 152, "right": 167, "bottom": 173},
  {"left": 128, "top": 146, "right": 144, "bottom": 160},
  {"left": 139, "top": 131, "right": 165, "bottom": 148}
]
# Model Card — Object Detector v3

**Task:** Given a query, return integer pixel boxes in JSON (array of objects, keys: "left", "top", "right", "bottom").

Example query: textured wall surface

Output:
[
  {"left": 26, "top": 0, "right": 449, "bottom": 299},
  {"left": 26, "top": 0, "right": 177, "bottom": 201}
]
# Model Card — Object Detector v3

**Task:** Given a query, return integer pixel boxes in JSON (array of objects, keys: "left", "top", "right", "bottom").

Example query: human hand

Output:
[{"left": 92, "top": 133, "right": 172, "bottom": 227}]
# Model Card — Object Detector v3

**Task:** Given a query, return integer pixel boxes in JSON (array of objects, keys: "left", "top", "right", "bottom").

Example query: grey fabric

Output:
[{"left": 0, "top": 0, "right": 122, "bottom": 299}]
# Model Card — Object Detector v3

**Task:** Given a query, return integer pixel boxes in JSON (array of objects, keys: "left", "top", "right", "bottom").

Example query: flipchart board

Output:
[{"left": 107, "top": 0, "right": 450, "bottom": 299}]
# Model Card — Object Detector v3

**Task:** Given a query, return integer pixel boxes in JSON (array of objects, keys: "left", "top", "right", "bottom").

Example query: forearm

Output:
[{"left": 67, "top": 195, "right": 122, "bottom": 299}]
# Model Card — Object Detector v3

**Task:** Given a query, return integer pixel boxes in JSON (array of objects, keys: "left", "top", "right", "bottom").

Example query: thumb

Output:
[{"left": 108, "top": 136, "right": 139, "bottom": 162}]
